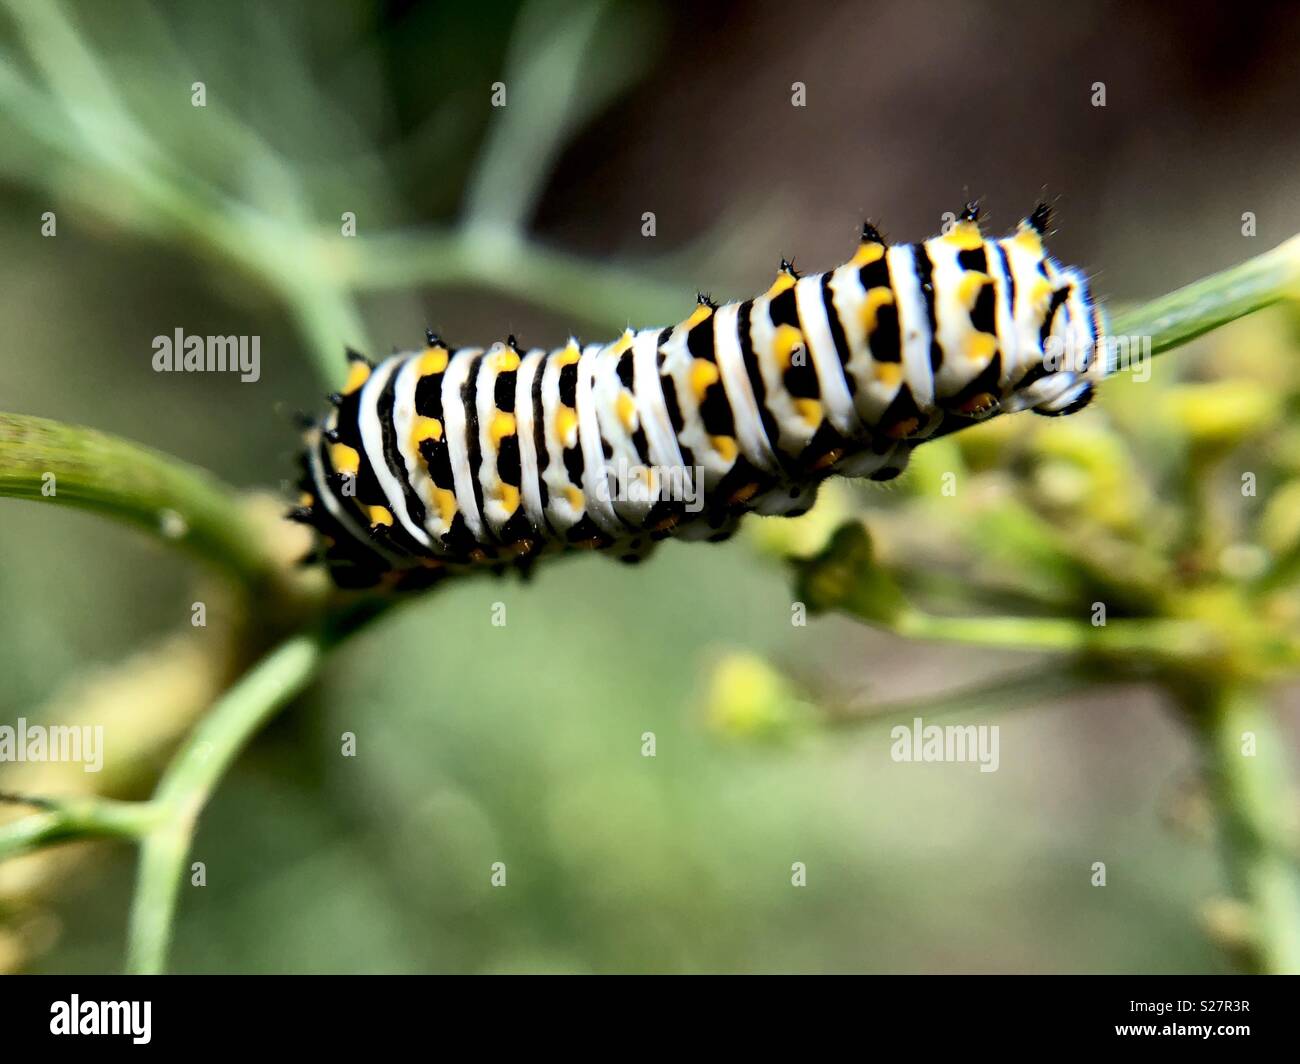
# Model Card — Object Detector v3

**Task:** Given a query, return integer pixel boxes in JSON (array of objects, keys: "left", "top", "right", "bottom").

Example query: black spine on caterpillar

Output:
[{"left": 294, "top": 207, "right": 1108, "bottom": 590}]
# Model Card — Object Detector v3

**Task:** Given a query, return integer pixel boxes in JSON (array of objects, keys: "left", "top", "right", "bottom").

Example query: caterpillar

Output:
[{"left": 293, "top": 204, "right": 1109, "bottom": 590}]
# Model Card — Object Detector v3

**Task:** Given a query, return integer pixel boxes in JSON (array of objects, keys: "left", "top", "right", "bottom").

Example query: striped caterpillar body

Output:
[{"left": 294, "top": 204, "right": 1109, "bottom": 590}]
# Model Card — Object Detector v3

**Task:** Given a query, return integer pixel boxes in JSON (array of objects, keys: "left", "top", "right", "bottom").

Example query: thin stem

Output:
[
  {"left": 277, "top": 266, "right": 374, "bottom": 390},
  {"left": 891, "top": 609, "right": 1214, "bottom": 661},
  {"left": 796, "top": 523, "right": 1215, "bottom": 662},
  {"left": 124, "top": 820, "right": 193, "bottom": 977},
  {"left": 1111, "top": 233, "right": 1300, "bottom": 357},
  {"left": 342, "top": 225, "right": 688, "bottom": 333},
  {"left": 0, "top": 794, "right": 163, "bottom": 860},
  {"left": 824, "top": 664, "right": 1101, "bottom": 729},
  {"left": 1, "top": 0, "right": 174, "bottom": 188},
  {"left": 125, "top": 630, "right": 329, "bottom": 974},
  {"left": 1189, "top": 682, "right": 1300, "bottom": 973},
  {"left": 462, "top": 0, "right": 636, "bottom": 235},
  {"left": 0, "top": 413, "right": 281, "bottom": 592}
]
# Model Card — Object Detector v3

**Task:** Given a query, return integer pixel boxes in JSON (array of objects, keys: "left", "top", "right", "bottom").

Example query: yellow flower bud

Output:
[
  {"left": 703, "top": 652, "right": 803, "bottom": 741},
  {"left": 1159, "top": 380, "right": 1281, "bottom": 448}
]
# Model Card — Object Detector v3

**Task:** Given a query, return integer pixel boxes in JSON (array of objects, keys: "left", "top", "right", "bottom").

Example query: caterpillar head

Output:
[{"left": 1005, "top": 208, "right": 1110, "bottom": 418}]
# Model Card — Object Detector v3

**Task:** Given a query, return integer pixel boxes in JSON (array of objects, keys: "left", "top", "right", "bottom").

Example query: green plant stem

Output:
[
  {"left": 797, "top": 523, "right": 1215, "bottom": 661},
  {"left": 0, "top": 412, "right": 279, "bottom": 593},
  {"left": 0, "top": 597, "right": 391, "bottom": 973},
  {"left": 891, "top": 609, "right": 1214, "bottom": 660},
  {"left": 1111, "top": 233, "right": 1300, "bottom": 356},
  {"left": 341, "top": 224, "right": 688, "bottom": 333},
  {"left": 463, "top": 0, "right": 621, "bottom": 234},
  {"left": 276, "top": 266, "right": 374, "bottom": 389},
  {"left": 1188, "top": 682, "right": 1300, "bottom": 973},
  {"left": 124, "top": 629, "right": 328, "bottom": 975},
  {"left": 824, "top": 664, "right": 1102, "bottom": 729},
  {"left": 0, "top": 794, "right": 163, "bottom": 860}
]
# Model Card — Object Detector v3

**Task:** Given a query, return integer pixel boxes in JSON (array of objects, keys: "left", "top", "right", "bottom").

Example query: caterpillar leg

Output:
[{"left": 751, "top": 479, "right": 820, "bottom": 518}]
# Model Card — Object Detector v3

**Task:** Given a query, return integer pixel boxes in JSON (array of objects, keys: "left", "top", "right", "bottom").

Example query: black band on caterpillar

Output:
[{"left": 295, "top": 206, "right": 1108, "bottom": 590}]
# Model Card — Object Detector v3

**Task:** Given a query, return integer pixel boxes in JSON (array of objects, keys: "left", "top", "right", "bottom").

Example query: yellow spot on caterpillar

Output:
[
  {"left": 495, "top": 482, "right": 520, "bottom": 513},
  {"left": 1013, "top": 224, "right": 1044, "bottom": 255},
  {"left": 432, "top": 487, "right": 457, "bottom": 523},
  {"left": 616, "top": 392, "right": 637, "bottom": 431},
  {"left": 956, "top": 271, "right": 993, "bottom": 310},
  {"left": 557, "top": 340, "right": 582, "bottom": 367},
  {"left": 860, "top": 287, "right": 895, "bottom": 333},
  {"left": 411, "top": 415, "right": 443, "bottom": 446},
  {"left": 690, "top": 358, "right": 720, "bottom": 401},
  {"left": 564, "top": 485, "right": 585, "bottom": 510},
  {"left": 710, "top": 434, "right": 738, "bottom": 463},
  {"left": 612, "top": 330, "right": 635, "bottom": 354},
  {"left": 490, "top": 411, "right": 517, "bottom": 447},
  {"left": 942, "top": 221, "right": 983, "bottom": 251},
  {"left": 298, "top": 492, "right": 314, "bottom": 507},
  {"left": 329, "top": 442, "right": 360, "bottom": 475},
  {"left": 683, "top": 304, "right": 713, "bottom": 330},
  {"left": 418, "top": 347, "right": 449, "bottom": 376},
  {"left": 555, "top": 406, "right": 579, "bottom": 447},
  {"left": 342, "top": 361, "right": 370, "bottom": 396},
  {"left": 963, "top": 332, "right": 998, "bottom": 363},
  {"left": 766, "top": 271, "right": 796, "bottom": 298},
  {"left": 1029, "top": 279, "right": 1054, "bottom": 312},
  {"left": 366, "top": 505, "right": 393, "bottom": 528},
  {"left": 793, "top": 398, "right": 822, "bottom": 428},
  {"left": 728, "top": 481, "right": 760, "bottom": 505},
  {"left": 850, "top": 242, "right": 885, "bottom": 267},
  {"left": 493, "top": 348, "right": 521, "bottom": 373},
  {"left": 873, "top": 361, "right": 903, "bottom": 387},
  {"left": 772, "top": 324, "right": 805, "bottom": 368}
]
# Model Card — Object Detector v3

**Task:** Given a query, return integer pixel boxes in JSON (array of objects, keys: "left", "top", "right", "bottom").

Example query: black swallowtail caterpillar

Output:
[{"left": 294, "top": 204, "right": 1109, "bottom": 590}]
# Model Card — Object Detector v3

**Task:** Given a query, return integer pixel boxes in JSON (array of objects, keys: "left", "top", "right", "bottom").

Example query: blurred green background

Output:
[{"left": 1, "top": 0, "right": 1298, "bottom": 973}]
